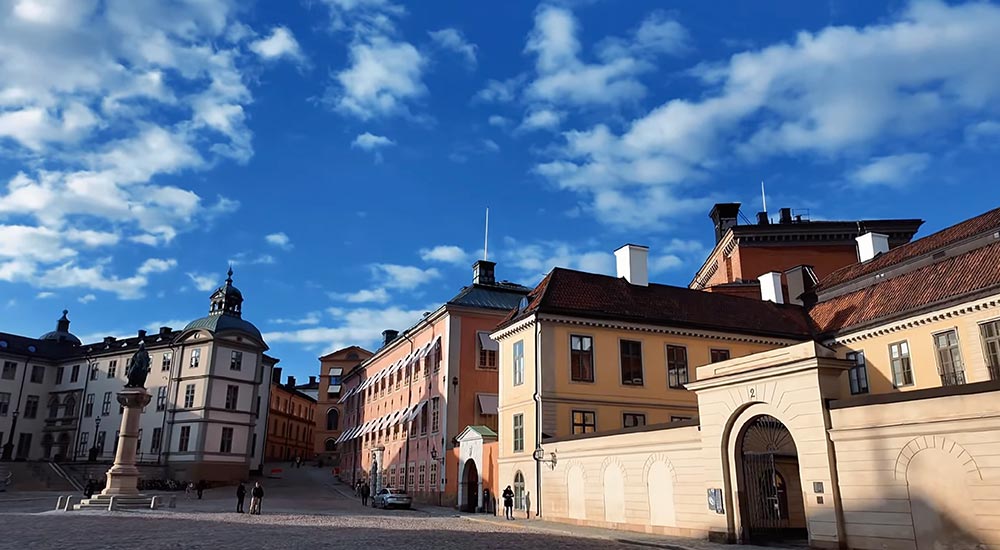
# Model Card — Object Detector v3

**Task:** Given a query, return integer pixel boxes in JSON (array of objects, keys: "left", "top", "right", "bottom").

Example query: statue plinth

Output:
[{"left": 100, "top": 388, "right": 151, "bottom": 496}]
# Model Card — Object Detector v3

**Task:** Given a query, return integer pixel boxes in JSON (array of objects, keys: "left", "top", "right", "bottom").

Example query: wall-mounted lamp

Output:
[
  {"left": 532, "top": 447, "right": 557, "bottom": 470},
  {"left": 451, "top": 376, "right": 459, "bottom": 387},
  {"left": 430, "top": 447, "right": 438, "bottom": 460}
]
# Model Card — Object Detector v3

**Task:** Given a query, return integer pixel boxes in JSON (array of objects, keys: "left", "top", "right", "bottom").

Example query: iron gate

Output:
[{"left": 740, "top": 415, "right": 796, "bottom": 542}]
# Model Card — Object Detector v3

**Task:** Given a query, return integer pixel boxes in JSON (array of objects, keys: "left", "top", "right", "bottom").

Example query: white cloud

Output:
[
  {"left": 249, "top": 26, "right": 305, "bottom": 64},
  {"left": 78, "top": 293, "right": 96, "bottom": 304},
  {"left": 475, "top": 76, "right": 524, "bottom": 103},
  {"left": 520, "top": 109, "right": 563, "bottom": 132},
  {"left": 263, "top": 304, "right": 428, "bottom": 353},
  {"left": 849, "top": 153, "right": 931, "bottom": 187},
  {"left": 371, "top": 263, "right": 440, "bottom": 289},
  {"left": 500, "top": 237, "right": 613, "bottom": 283},
  {"left": 186, "top": 272, "right": 218, "bottom": 292},
  {"left": 534, "top": 0, "right": 1000, "bottom": 229},
  {"left": 265, "top": 232, "right": 293, "bottom": 250},
  {"left": 269, "top": 311, "right": 323, "bottom": 326},
  {"left": 137, "top": 258, "right": 176, "bottom": 275},
  {"left": 488, "top": 115, "right": 509, "bottom": 127},
  {"left": 28, "top": 257, "right": 177, "bottom": 299},
  {"left": 329, "top": 287, "right": 390, "bottom": 304},
  {"left": 36, "top": 291, "right": 55, "bottom": 299},
  {"left": 419, "top": 245, "right": 470, "bottom": 265},
  {"left": 429, "top": 28, "right": 477, "bottom": 67},
  {"left": 352, "top": 132, "right": 395, "bottom": 150}
]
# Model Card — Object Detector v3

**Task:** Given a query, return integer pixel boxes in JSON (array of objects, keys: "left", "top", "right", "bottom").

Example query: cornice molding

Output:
[{"left": 537, "top": 314, "right": 802, "bottom": 347}]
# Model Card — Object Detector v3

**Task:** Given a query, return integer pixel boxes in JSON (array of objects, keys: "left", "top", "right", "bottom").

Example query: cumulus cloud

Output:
[
  {"left": 263, "top": 304, "right": 429, "bottom": 353},
  {"left": 186, "top": 272, "right": 218, "bottom": 292},
  {"left": 520, "top": 109, "right": 563, "bottom": 132},
  {"left": 499, "top": 237, "right": 613, "bottom": 283},
  {"left": 78, "top": 293, "right": 96, "bottom": 304},
  {"left": 250, "top": 26, "right": 306, "bottom": 64},
  {"left": 371, "top": 263, "right": 440, "bottom": 289},
  {"left": 265, "top": 232, "right": 293, "bottom": 250},
  {"left": 429, "top": 28, "right": 477, "bottom": 67},
  {"left": 849, "top": 153, "right": 931, "bottom": 187},
  {"left": 329, "top": 287, "right": 391, "bottom": 304},
  {"left": 351, "top": 132, "right": 395, "bottom": 163},
  {"left": 419, "top": 245, "right": 470, "bottom": 264}
]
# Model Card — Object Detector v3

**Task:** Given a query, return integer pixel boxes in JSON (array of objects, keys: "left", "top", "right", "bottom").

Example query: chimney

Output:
[
  {"left": 472, "top": 260, "right": 496, "bottom": 286},
  {"left": 709, "top": 203, "right": 741, "bottom": 244},
  {"left": 758, "top": 272, "right": 784, "bottom": 304},
  {"left": 309, "top": 376, "right": 316, "bottom": 386},
  {"left": 779, "top": 208, "right": 792, "bottom": 224},
  {"left": 56, "top": 310, "right": 70, "bottom": 333},
  {"left": 137, "top": 329, "right": 147, "bottom": 339},
  {"left": 287, "top": 375, "right": 296, "bottom": 388},
  {"left": 756, "top": 212, "right": 769, "bottom": 225},
  {"left": 784, "top": 265, "right": 817, "bottom": 306},
  {"left": 103, "top": 336, "right": 116, "bottom": 345},
  {"left": 381, "top": 329, "right": 399, "bottom": 348},
  {"left": 856, "top": 232, "right": 889, "bottom": 262},
  {"left": 159, "top": 326, "right": 171, "bottom": 335},
  {"left": 272, "top": 367, "right": 283, "bottom": 384},
  {"left": 614, "top": 244, "right": 649, "bottom": 287}
]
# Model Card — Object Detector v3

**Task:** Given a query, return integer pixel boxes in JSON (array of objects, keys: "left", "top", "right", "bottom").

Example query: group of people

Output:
[
  {"left": 355, "top": 480, "right": 372, "bottom": 506},
  {"left": 501, "top": 486, "right": 530, "bottom": 521},
  {"left": 235, "top": 481, "right": 265, "bottom": 514},
  {"left": 184, "top": 480, "right": 208, "bottom": 499}
]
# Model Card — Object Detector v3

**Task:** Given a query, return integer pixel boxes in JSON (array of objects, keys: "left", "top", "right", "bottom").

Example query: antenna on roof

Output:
[
  {"left": 483, "top": 207, "right": 489, "bottom": 261},
  {"left": 761, "top": 181, "right": 768, "bottom": 215}
]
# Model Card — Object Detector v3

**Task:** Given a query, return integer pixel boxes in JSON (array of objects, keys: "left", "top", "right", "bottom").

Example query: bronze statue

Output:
[{"left": 124, "top": 340, "right": 152, "bottom": 388}]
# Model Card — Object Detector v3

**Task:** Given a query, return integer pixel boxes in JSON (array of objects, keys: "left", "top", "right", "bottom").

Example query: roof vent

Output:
[
  {"left": 856, "top": 232, "right": 889, "bottom": 262},
  {"left": 158, "top": 326, "right": 171, "bottom": 335},
  {"left": 614, "top": 244, "right": 649, "bottom": 287},
  {"left": 381, "top": 329, "right": 399, "bottom": 348},
  {"left": 758, "top": 272, "right": 784, "bottom": 304}
]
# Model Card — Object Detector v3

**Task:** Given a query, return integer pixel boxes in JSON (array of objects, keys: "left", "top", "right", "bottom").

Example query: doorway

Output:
[
  {"left": 737, "top": 415, "right": 807, "bottom": 544},
  {"left": 462, "top": 459, "right": 479, "bottom": 512}
]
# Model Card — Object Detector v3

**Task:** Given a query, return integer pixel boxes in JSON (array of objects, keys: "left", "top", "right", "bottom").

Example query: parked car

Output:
[{"left": 373, "top": 487, "right": 412, "bottom": 509}]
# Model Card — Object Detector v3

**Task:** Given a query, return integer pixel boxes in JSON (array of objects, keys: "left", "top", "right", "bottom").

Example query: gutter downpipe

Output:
[
  {"left": 532, "top": 320, "right": 542, "bottom": 518},
  {"left": 400, "top": 332, "right": 415, "bottom": 495}
]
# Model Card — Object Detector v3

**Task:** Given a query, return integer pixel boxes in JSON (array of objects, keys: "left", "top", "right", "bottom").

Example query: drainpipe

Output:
[
  {"left": 401, "top": 332, "right": 415, "bottom": 495},
  {"left": 73, "top": 352, "right": 96, "bottom": 461},
  {"left": 156, "top": 340, "right": 180, "bottom": 465},
  {"left": 532, "top": 321, "right": 542, "bottom": 517}
]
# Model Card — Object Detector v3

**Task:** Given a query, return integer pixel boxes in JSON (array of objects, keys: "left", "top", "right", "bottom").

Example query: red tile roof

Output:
[
  {"left": 499, "top": 268, "right": 813, "bottom": 339},
  {"left": 809, "top": 239, "right": 1000, "bottom": 334},
  {"left": 819, "top": 207, "right": 1000, "bottom": 290}
]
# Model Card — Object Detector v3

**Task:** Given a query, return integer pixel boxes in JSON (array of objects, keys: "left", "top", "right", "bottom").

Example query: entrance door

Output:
[
  {"left": 463, "top": 459, "right": 479, "bottom": 512},
  {"left": 738, "top": 415, "right": 807, "bottom": 544},
  {"left": 16, "top": 433, "right": 32, "bottom": 459}
]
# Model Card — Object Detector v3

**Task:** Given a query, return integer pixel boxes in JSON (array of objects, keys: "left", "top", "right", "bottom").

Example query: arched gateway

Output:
[{"left": 736, "top": 415, "right": 807, "bottom": 544}]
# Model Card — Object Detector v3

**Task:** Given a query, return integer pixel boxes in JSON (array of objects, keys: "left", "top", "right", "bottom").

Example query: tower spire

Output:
[{"left": 484, "top": 207, "right": 489, "bottom": 261}]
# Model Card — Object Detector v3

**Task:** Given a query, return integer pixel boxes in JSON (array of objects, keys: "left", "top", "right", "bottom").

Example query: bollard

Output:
[
  {"left": 63, "top": 495, "right": 75, "bottom": 511},
  {"left": 56, "top": 496, "right": 65, "bottom": 510},
  {"left": 150, "top": 496, "right": 160, "bottom": 509},
  {"left": 168, "top": 495, "right": 176, "bottom": 508},
  {"left": 107, "top": 495, "right": 116, "bottom": 512}
]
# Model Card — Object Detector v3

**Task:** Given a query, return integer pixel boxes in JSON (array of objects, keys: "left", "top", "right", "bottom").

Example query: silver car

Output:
[{"left": 373, "top": 487, "right": 412, "bottom": 509}]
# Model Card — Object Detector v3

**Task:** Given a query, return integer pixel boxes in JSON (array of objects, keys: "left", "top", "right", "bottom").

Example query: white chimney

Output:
[
  {"left": 758, "top": 272, "right": 784, "bottom": 304},
  {"left": 614, "top": 244, "right": 649, "bottom": 287},
  {"left": 856, "top": 232, "right": 889, "bottom": 263}
]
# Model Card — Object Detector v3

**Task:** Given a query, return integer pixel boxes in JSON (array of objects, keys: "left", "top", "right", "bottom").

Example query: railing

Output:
[{"left": 940, "top": 371, "right": 967, "bottom": 386}]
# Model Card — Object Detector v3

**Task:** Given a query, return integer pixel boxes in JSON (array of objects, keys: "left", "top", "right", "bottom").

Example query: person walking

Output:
[
  {"left": 524, "top": 491, "right": 531, "bottom": 520},
  {"left": 196, "top": 479, "right": 206, "bottom": 499},
  {"left": 236, "top": 481, "right": 246, "bottom": 513},
  {"left": 249, "top": 481, "right": 264, "bottom": 515},
  {"left": 361, "top": 481, "right": 370, "bottom": 507},
  {"left": 185, "top": 481, "right": 194, "bottom": 499},
  {"left": 502, "top": 485, "right": 514, "bottom": 520}
]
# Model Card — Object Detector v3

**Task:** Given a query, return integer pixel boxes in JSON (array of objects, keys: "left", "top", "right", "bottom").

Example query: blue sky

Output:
[{"left": 1, "top": 0, "right": 998, "bottom": 380}]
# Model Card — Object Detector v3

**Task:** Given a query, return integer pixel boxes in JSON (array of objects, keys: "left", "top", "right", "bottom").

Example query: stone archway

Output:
[{"left": 459, "top": 458, "right": 480, "bottom": 512}]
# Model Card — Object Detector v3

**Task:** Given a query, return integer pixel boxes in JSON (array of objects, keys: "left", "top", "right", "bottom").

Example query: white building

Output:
[{"left": 0, "top": 269, "right": 273, "bottom": 482}]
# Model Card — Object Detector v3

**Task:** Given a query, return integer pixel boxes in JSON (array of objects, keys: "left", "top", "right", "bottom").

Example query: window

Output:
[
  {"left": 84, "top": 393, "right": 94, "bottom": 417},
  {"left": 845, "top": 351, "right": 870, "bottom": 395},
  {"left": 0, "top": 392, "right": 9, "bottom": 416},
  {"left": 889, "top": 341, "right": 914, "bottom": 387},
  {"left": 982, "top": 320, "right": 1000, "bottom": 380},
  {"left": 623, "top": 413, "right": 646, "bottom": 429},
  {"left": 326, "top": 409, "right": 340, "bottom": 431},
  {"left": 2, "top": 361, "right": 16, "bottom": 380},
  {"left": 571, "top": 410, "right": 596, "bottom": 434},
  {"left": 24, "top": 395, "right": 39, "bottom": 418},
  {"left": 70, "top": 364, "right": 80, "bottom": 383},
  {"left": 178, "top": 426, "right": 191, "bottom": 452},
  {"left": 390, "top": 465, "right": 397, "bottom": 487},
  {"left": 430, "top": 462, "right": 438, "bottom": 487},
  {"left": 96, "top": 431, "right": 106, "bottom": 452},
  {"left": 570, "top": 335, "right": 594, "bottom": 382},
  {"left": 90, "top": 364, "right": 99, "bottom": 380},
  {"left": 620, "top": 340, "right": 643, "bottom": 385},
  {"left": 431, "top": 397, "right": 440, "bottom": 433},
  {"left": 710, "top": 349, "right": 731, "bottom": 363},
  {"left": 107, "top": 360, "right": 117, "bottom": 379},
  {"left": 101, "top": 392, "right": 112, "bottom": 415},
  {"left": 184, "top": 384, "right": 195, "bottom": 408},
  {"left": 407, "top": 462, "right": 415, "bottom": 489},
  {"left": 513, "top": 340, "right": 524, "bottom": 386},
  {"left": 156, "top": 387, "right": 167, "bottom": 411},
  {"left": 30, "top": 365, "right": 44, "bottom": 384},
  {"left": 418, "top": 462, "right": 426, "bottom": 489},
  {"left": 432, "top": 341, "right": 442, "bottom": 372},
  {"left": 934, "top": 330, "right": 966, "bottom": 386},
  {"left": 666, "top": 345, "right": 688, "bottom": 388},
  {"left": 190, "top": 349, "right": 201, "bottom": 368},
  {"left": 220, "top": 427, "right": 234, "bottom": 453},
  {"left": 161, "top": 352, "right": 172, "bottom": 372},
  {"left": 48, "top": 395, "right": 59, "bottom": 418},
  {"left": 225, "top": 385, "right": 239, "bottom": 410},
  {"left": 514, "top": 471, "right": 526, "bottom": 510},
  {"left": 478, "top": 332, "right": 498, "bottom": 369},
  {"left": 151, "top": 428, "right": 162, "bottom": 454},
  {"left": 55, "top": 367, "right": 64, "bottom": 385},
  {"left": 230, "top": 350, "right": 242, "bottom": 371},
  {"left": 513, "top": 413, "right": 524, "bottom": 452},
  {"left": 77, "top": 432, "right": 89, "bottom": 457},
  {"left": 420, "top": 404, "right": 428, "bottom": 435}
]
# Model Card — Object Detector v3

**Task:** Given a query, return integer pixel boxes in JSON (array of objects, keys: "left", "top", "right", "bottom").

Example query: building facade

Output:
[
  {"left": 493, "top": 207, "right": 1000, "bottom": 549},
  {"left": 0, "top": 269, "right": 272, "bottom": 482},
  {"left": 315, "top": 346, "right": 372, "bottom": 469},
  {"left": 336, "top": 260, "right": 529, "bottom": 508},
  {"left": 264, "top": 370, "right": 317, "bottom": 463}
]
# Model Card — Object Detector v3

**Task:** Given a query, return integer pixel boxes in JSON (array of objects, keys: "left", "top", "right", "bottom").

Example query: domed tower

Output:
[
  {"left": 209, "top": 267, "right": 244, "bottom": 317},
  {"left": 39, "top": 309, "right": 82, "bottom": 346},
  {"left": 183, "top": 267, "right": 263, "bottom": 342}
]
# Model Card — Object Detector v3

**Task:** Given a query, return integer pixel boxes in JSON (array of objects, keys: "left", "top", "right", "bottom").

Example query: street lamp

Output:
[
  {"left": 1, "top": 411, "right": 19, "bottom": 461},
  {"left": 89, "top": 416, "right": 102, "bottom": 462},
  {"left": 532, "top": 447, "right": 557, "bottom": 470}
]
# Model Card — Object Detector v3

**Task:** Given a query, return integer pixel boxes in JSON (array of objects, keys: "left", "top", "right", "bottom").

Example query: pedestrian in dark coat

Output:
[
  {"left": 196, "top": 479, "right": 206, "bottom": 499},
  {"left": 502, "top": 485, "right": 514, "bottom": 520},
  {"left": 361, "top": 482, "right": 370, "bottom": 506},
  {"left": 236, "top": 482, "right": 246, "bottom": 513},
  {"left": 250, "top": 481, "right": 264, "bottom": 515}
]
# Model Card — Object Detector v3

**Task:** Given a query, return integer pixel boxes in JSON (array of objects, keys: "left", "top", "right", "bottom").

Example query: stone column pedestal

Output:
[{"left": 101, "top": 388, "right": 151, "bottom": 496}]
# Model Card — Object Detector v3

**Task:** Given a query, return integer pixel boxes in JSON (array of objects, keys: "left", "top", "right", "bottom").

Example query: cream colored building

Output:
[{"left": 494, "top": 207, "right": 1000, "bottom": 549}]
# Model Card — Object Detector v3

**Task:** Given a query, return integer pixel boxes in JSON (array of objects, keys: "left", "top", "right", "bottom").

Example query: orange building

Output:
[
  {"left": 315, "top": 346, "right": 372, "bottom": 469},
  {"left": 264, "top": 368, "right": 317, "bottom": 463},
  {"left": 336, "top": 260, "right": 529, "bottom": 507},
  {"left": 690, "top": 203, "right": 923, "bottom": 299}
]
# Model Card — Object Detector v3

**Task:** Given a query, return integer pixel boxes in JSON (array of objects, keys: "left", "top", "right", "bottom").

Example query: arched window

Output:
[
  {"left": 47, "top": 395, "right": 60, "bottom": 419},
  {"left": 324, "top": 438, "right": 337, "bottom": 452},
  {"left": 513, "top": 471, "right": 526, "bottom": 510},
  {"left": 63, "top": 395, "right": 76, "bottom": 417},
  {"left": 326, "top": 408, "right": 340, "bottom": 431}
]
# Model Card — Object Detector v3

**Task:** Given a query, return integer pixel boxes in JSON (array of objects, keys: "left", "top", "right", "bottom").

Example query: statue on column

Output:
[{"left": 124, "top": 341, "right": 151, "bottom": 388}]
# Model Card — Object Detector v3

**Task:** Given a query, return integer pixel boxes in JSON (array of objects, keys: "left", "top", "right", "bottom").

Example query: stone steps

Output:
[{"left": 72, "top": 494, "right": 160, "bottom": 511}]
